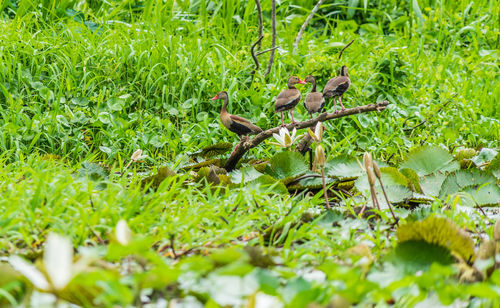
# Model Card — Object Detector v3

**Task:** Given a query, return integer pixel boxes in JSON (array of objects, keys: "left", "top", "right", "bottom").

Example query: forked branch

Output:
[
  {"left": 223, "top": 101, "right": 390, "bottom": 171},
  {"left": 250, "top": 35, "right": 264, "bottom": 76}
]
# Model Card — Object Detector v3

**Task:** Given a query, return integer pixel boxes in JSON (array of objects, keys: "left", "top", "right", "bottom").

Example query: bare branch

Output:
[
  {"left": 256, "top": 46, "right": 279, "bottom": 56},
  {"left": 338, "top": 39, "right": 355, "bottom": 60},
  {"left": 223, "top": 101, "right": 390, "bottom": 171},
  {"left": 255, "top": 0, "right": 263, "bottom": 51},
  {"left": 292, "top": 0, "right": 325, "bottom": 54},
  {"left": 265, "top": 0, "right": 277, "bottom": 76},
  {"left": 250, "top": 35, "right": 264, "bottom": 76}
]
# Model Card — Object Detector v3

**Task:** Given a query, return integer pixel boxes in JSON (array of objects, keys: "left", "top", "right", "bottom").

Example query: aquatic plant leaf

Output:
[
  {"left": 439, "top": 169, "right": 497, "bottom": 200},
  {"left": 248, "top": 175, "right": 288, "bottom": 195},
  {"left": 400, "top": 146, "right": 459, "bottom": 176},
  {"left": 396, "top": 216, "right": 475, "bottom": 262},
  {"left": 324, "top": 155, "right": 363, "bottom": 179},
  {"left": 229, "top": 166, "right": 263, "bottom": 184},
  {"left": 199, "top": 142, "right": 234, "bottom": 159},
  {"left": 141, "top": 167, "right": 176, "bottom": 190},
  {"left": 267, "top": 151, "right": 308, "bottom": 180}
]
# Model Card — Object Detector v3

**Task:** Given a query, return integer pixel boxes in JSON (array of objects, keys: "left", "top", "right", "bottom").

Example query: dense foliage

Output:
[{"left": 0, "top": 0, "right": 499, "bottom": 307}]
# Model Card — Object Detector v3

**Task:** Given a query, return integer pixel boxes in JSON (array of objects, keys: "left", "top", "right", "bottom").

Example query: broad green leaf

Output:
[
  {"left": 324, "top": 155, "right": 363, "bottom": 179},
  {"left": 229, "top": 166, "right": 263, "bottom": 184},
  {"left": 78, "top": 162, "right": 110, "bottom": 190},
  {"left": 199, "top": 142, "right": 233, "bottom": 158},
  {"left": 439, "top": 169, "right": 496, "bottom": 199},
  {"left": 268, "top": 151, "right": 308, "bottom": 180},
  {"left": 248, "top": 175, "right": 289, "bottom": 195},
  {"left": 379, "top": 167, "right": 409, "bottom": 186},
  {"left": 355, "top": 168, "right": 413, "bottom": 204},
  {"left": 400, "top": 168, "right": 422, "bottom": 193},
  {"left": 419, "top": 172, "right": 447, "bottom": 197},
  {"left": 486, "top": 152, "right": 500, "bottom": 180},
  {"left": 400, "top": 146, "right": 459, "bottom": 176},
  {"left": 396, "top": 216, "right": 475, "bottom": 262},
  {"left": 141, "top": 166, "right": 176, "bottom": 190},
  {"left": 471, "top": 148, "right": 498, "bottom": 166},
  {"left": 392, "top": 240, "right": 454, "bottom": 273},
  {"left": 465, "top": 184, "right": 500, "bottom": 207}
]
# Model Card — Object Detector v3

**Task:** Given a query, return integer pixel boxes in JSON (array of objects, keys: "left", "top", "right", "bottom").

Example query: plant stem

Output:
[
  {"left": 377, "top": 178, "right": 398, "bottom": 225},
  {"left": 321, "top": 168, "right": 330, "bottom": 209}
]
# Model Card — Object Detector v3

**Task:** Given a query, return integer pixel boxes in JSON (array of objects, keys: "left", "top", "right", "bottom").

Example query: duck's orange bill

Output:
[{"left": 210, "top": 95, "right": 218, "bottom": 100}]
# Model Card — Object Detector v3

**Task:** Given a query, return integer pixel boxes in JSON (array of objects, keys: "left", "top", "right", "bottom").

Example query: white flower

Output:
[
  {"left": 44, "top": 234, "right": 73, "bottom": 290},
  {"left": 308, "top": 121, "right": 324, "bottom": 142},
  {"left": 115, "top": 219, "right": 132, "bottom": 246},
  {"left": 9, "top": 233, "right": 84, "bottom": 292},
  {"left": 269, "top": 127, "right": 300, "bottom": 149},
  {"left": 254, "top": 292, "right": 283, "bottom": 308},
  {"left": 130, "top": 149, "right": 147, "bottom": 162}
]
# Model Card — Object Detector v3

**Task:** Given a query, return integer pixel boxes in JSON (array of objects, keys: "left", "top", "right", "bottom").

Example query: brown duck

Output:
[
  {"left": 323, "top": 65, "right": 350, "bottom": 113},
  {"left": 304, "top": 75, "right": 325, "bottom": 118},
  {"left": 211, "top": 91, "right": 263, "bottom": 138},
  {"left": 274, "top": 76, "right": 306, "bottom": 126}
]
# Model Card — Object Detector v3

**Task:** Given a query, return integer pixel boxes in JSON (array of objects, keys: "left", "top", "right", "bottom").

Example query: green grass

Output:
[{"left": 0, "top": 0, "right": 499, "bottom": 306}]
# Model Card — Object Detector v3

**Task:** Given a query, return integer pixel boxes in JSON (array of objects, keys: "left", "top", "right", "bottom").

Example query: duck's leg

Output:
[
  {"left": 333, "top": 98, "right": 338, "bottom": 114},
  {"left": 339, "top": 96, "right": 346, "bottom": 111},
  {"left": 280, "top": 112, "right": 285, "bottom": 127},
  {"left": 290, "top": 110, "right": 296, "bottom": 124}
]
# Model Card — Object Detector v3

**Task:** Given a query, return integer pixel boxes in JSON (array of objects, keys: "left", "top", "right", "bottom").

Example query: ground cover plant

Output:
[{"left": 0, "top": 0, "right": 499, "bottom": 307}]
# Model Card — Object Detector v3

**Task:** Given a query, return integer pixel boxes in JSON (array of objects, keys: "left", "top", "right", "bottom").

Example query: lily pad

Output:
[
  {"left": 324, "top": 155, "right": 363, "bottom": 179},
  {"left": 439, "top": 169, "right": 497, "bottom": 200},
  {"left": 396, "top": 216, "right": 475, "bottom": 262},
  {"left": 267, "top": 151, "right": 308, "bottom": 180},
  {"left": 230, "top": 166, "right": 263, "bottom": 184},
  {"left": 400, "top": 146, "right": 459, "bottom": 176},
  {"left": 248, "top": 175, "right": 289, "bottom": 195}
]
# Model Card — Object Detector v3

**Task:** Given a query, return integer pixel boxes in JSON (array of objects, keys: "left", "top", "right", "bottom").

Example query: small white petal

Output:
[
  {"left": 254, "top": 292, "right": 283, "bottom": 308},
  {"left": 116, "top": 219, "right": 132, "bottom": 246},
  {"left": 44, "top": 233, "right": 73, "bottom": 290},
  {"left": 279, "top": 127, "right": 288, "bottom": 138},
  {"left": 130, "top": 149, "right": 143, "bottom": 161},
  {"left": 272, "top": 133, "right": 284, "bottom": 145},
  {"left": 315, "top": 122, "right": 321, "bottom": 138},
  {"left": 291, "top": 128, "right": 297, "bottom": 140},
  {"left": 9, "top": 256, "right": 50, "bottom": 291}
]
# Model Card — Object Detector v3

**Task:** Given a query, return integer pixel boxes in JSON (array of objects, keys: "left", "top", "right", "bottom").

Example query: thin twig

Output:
[
  {"left": 223, "top": 101, "right": 390, "bottom": 171},
  {"left": 287, "top": 173, "right": 322, "bottom": 186},
  {"left": 255, "top": 0, "right": 263, "bottom": 51},
  {"left": 338, "top": 39, "right": 355, "bottom": 60},
  {"left": 250, "top": 35, "right": 264, "bottom": 76},
  {"left": 256, "top": 46, "right": 279, "bottom": 56},
  {"left": 265, "top": 0, "right": 276, "bottom": 76},
  {"left": 403, "top": 97, "right": 456, "bottom": 131},
  {"left": 293, "top": 0, "right": 325, "bottom": 54}
]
